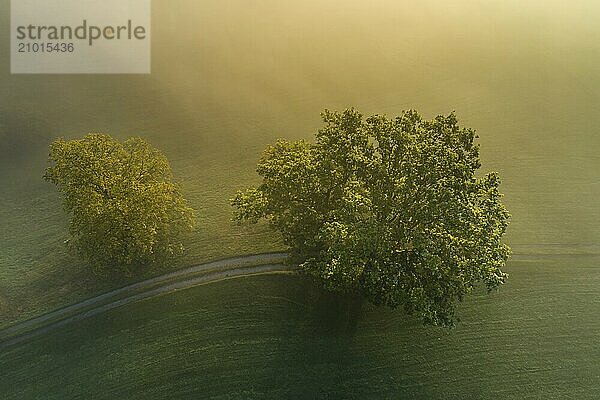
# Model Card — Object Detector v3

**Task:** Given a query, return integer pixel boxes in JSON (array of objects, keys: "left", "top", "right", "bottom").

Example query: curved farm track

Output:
[{"left": 0, "top": 253, "right": 294, "bottom": 348}]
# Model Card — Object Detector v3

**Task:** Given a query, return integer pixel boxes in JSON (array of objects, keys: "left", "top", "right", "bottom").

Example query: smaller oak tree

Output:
[
  {"left": 45, "top": 134, "right": 196, "bottom": 274},
  {"left": 233, "top": 109, "right": 510, "bottom": 325}
]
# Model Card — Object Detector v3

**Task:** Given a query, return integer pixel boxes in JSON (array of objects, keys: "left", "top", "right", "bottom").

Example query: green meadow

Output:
[
  {"left": 1, "top": 0, "right": 599, "bottom": 397},
  {"left": 2, "top": 258, "right": 600, "bottom": 399}
]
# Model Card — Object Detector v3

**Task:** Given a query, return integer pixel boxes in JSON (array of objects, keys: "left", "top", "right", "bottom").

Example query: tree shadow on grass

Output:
[{"left": 260, "top": 277, "right": 438, "bottom": 400}]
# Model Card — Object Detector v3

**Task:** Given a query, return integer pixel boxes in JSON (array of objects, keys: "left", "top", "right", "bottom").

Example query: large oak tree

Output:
[{"left": 233, "top": 109, "right": 510, "bottom": 325}]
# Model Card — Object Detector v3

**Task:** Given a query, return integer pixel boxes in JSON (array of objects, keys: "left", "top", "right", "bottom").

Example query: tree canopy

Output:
[
  {"left": 233, "top": 109, "right": 510, "bottom": 325},
  {"left": 44, "top": 134, "right": 196, "bottom": 274}
]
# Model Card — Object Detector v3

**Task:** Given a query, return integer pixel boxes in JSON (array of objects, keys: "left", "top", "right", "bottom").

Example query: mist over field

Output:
[
  {"left": 1, "top": 1, "right": 599, "bottom": 398},
  {"left": 2, "top": 0, "right": 599, "bottom": 251}
]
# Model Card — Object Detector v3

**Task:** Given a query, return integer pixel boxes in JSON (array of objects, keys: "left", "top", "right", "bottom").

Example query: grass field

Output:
[
  {"left": 1, "top": 1, "right": 600, "bottom": 397},
  {"left": 1, "top": 256, "right": 599, "bottom": 399},
  {"left": 1, "top": 0, "right": 600, "bottom": 328}
]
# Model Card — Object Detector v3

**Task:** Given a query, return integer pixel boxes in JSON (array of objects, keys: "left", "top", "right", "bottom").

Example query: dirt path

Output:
[{"left": 0, "top": 253, "right": 293, "bottom": 348}]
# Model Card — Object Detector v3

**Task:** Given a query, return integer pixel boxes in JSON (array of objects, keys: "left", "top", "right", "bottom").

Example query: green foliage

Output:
[
  {"left": 44, "top": 134, "right": 196, "bottom": 274},
  {"left": 233, "top": 109, "right": 510, "bottom": 325}
]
